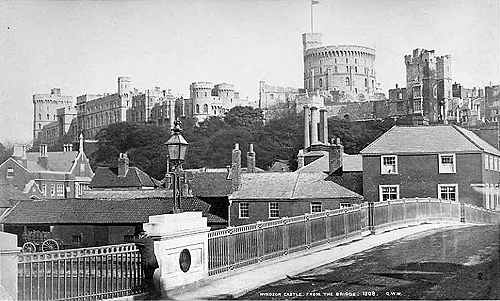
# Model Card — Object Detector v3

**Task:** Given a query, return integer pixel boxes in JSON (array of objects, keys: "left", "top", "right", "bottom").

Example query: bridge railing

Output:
[
  {"left": 208, "top": 198, "right": 498, "bottom": 276},
  {"left": 17, "top": 243, "right": 143, "bottom": 301}
]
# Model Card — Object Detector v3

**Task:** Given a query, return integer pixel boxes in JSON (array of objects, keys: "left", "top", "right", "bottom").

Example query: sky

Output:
[{"left": 0, "top": 0, "right": 499, "bottom": 143}]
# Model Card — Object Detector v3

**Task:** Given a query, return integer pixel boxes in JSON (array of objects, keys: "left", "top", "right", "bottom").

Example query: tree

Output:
[
  {"left": 224, "top": 106, "right": 264, "bottom": 129},
  {"left": 0, "top": 142, "right": 13, "bottom": 165}
]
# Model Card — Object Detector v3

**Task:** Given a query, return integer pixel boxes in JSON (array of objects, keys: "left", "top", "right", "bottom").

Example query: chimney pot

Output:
[
  {"left": 118, "top": 153, "right": 130, "bottom": 177},
  {"left": 247, "top": 143, "right": 256, "bottom": 173}
]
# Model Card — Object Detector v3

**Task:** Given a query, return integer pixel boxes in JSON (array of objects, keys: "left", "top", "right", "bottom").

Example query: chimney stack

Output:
[
  {"left": 13, "top": 145, "right": 27, "bottom": 168},
  {"left": 118, "top": 153, "right": 129, "bottom": 177},
  {"left": 303, "top": 106, "right": 310, "bottom": 150},
  {"left": 38, "top": 144, "right": 48, "bottom": 169},
  {"left": 247, "top": 143, "right": 256, "bottom": 173},
  {"left": 328, "top": 138, "right": 344, "bottom": 175},
  {"left": 319, "top": 109, "right": 328, "bottom": 144},
  {"left": 79, "top": 133, "right": 84, "bottom": 153},
  {"left": 310, "top": 107, "right": 319, "bottom": 145},
  {"left": 231, "top": 143, "right": 241, "bottom": 192},
  {"left": 297, "top": 149, "right": 305, "bottom": 169}
]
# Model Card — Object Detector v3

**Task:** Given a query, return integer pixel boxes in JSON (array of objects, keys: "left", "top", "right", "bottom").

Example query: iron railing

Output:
[
  {"left": 18, "top": 243, "right": 143, "bottom": 301},
  {"left": 208, "top": 198, "right": 498, "bottom": 276}
]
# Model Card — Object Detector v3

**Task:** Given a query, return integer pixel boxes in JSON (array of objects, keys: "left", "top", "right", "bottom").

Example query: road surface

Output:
[{"left": 240, "top": 225, "right": 500, "bottom": 300}]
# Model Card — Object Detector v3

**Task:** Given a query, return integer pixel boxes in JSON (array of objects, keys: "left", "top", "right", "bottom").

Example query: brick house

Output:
[
  {"left": 228, "top": 144, "right": 363, "bottom": 226},
  {"left": 361, "top": 125, "right": 500, "bottom": 211},
  {"left": 1, "top": 197, "right": 226, "bottom": 248},
  {"left": 0, "top": 135, "right": 93, "bottom": 199}
]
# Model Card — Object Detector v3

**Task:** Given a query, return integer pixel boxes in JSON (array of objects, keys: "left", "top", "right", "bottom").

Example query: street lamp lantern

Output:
[
  {"left": 165, "top": 121, "right": 189, "bottom": 163},
  {"left": 165, "top": 119, "right": 189, "bottom": 214}
]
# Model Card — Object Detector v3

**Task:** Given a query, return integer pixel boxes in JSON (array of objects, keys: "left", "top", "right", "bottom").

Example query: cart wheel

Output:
[
  {"left": 22, "top": 242, "right": 37, "bottom": 253},
  {"left": 42, "top": 239, "right": 59, "bottom": 252}
]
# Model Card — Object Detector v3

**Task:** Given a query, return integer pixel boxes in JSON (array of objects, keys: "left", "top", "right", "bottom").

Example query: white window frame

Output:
[
  {"left": 379, "top": 185, "right": 400, "bottom": 202},
  {"left": 489, "top": 155, "right": 493, "bottom": 171},
  {"left": 485, "top": 154, "right": 489, "bottom": 170},
  {"left": 339, "top": 203, "right": 353, "bottom": 209},
  {"left": 381, "top": 155, "right": 398, "bottom": 174},
  {"left": 6, "top": 167, "right": 14, "bottom": 178},
  {"left": 310, "top": 202, "right": 323, "bottom": 213},
  {"left": 438, "top": 153, "right": 456, "bottom": 174},
  {"left": 438, "top": 184, "right": 458, "bottom": 202},
  {"left": 268, "top": 202, "right": 279, "bottom": 219},
  {"left": 56, "top": 184, "right": 64, "bottom": 197},
  {"left": 50, "top": 184, "right": 55, "bottom": 196},
  {"left": 238, "top": 202, "right": 249, "bottom": 219},
  {"left": 41, "top": 184, "right": 47, "bottom": 196}
]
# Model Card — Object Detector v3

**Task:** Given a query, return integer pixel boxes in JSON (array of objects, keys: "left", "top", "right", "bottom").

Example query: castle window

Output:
[
  {"left": 346, "top": 66, "right": 349, "bottom": 73},
  {"left": 355, "top": 58, "right": 358, "bottom": 64},
  {"left": 38, "top": 113, "right": 41, "bottom": 119},
  {"left": 203, "top": 104, "right": 208, "bottom": 113},
  {"left": 46, "top": 114, "right": 50, "bottom": 119},
  {"left": 346, "top": 58, "right": 348, "bottom": 63},
  {"left": 345, "top": 77, "right": 350, "bottom": 86},
  {"left": 196, "top": 104, "right": 200, "bottom": 114},
  {"left": 319, "top": 78, "right": 323, "bottom": 87},
  {"left": 365, "top": 78, "right": 368, "bottom": 87},
  {"left": 334, "top": 66, "right": 338, "bottom": 72},
  {"left": 354, "top": 66, "right": 358, "bottom": 73}
]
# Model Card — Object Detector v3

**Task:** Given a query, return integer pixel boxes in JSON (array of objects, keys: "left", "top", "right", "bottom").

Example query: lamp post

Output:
[{"left": 165, "top": 119, "right": 189, "bottom": 213}]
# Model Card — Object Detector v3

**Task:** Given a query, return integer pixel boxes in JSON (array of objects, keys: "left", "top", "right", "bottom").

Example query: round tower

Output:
[{"left": 190, "top": 82, "right": 214, "bottom": 118}]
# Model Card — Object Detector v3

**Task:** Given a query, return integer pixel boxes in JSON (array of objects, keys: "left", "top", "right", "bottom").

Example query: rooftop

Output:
[
  {"left": 297, "top": 152, "right": 363, "bottom": 173},
  {"left": 361, "top": 125, "right": 500, "bottom": 156},
  {"left": 90, "top": 166, "right": 159, "bottom": 188},
  {"left": 1, "top": 197, "right": 225, "bottom": 225},
  {"left": 22, "top": 151, "right": 79, "bottom": 173},
  {"left": 230, "top": 172, "right": 362, "bottom": 200}
]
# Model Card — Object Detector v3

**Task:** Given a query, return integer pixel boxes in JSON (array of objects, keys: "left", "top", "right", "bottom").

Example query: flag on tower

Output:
[{"left": 312, "top": 0, "right": 319, "bottom": 4}]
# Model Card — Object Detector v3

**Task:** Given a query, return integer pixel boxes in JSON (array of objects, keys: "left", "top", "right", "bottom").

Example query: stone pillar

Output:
[
  {"left": 320, "top": 109, "right": 328, "bottom": 144},
  {"left": 0, "top": 232, "right": 20, "bottom": 301},
  {"left": 143, "top": 212, "right": 210, "bottom": 294},
  {"left": 303, "top": 106, "right": 310, "bottom": 150},
  {"left": 319, "top": 109, "right": 325, "bottom": 143},
  {"left": 310, "top": 107, "right": 319, "bottom": 145}
]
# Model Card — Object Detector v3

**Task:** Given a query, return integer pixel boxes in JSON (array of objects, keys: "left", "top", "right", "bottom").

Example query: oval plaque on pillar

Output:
[{"left": 179, "top": 248, "right": 191, "bottom": 273}]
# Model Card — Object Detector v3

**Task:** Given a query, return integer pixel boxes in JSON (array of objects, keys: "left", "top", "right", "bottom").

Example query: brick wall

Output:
[
  {"left": 363, "top": 153, "right": 484, "bottom": 206},
  {"left": 229, "top": 198, "right": 361, "bottom": 226}
]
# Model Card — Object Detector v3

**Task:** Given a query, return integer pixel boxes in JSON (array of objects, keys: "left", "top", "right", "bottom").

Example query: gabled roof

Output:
[
  {"left": 360, "top": 125, "right": 500, "bottom": 156},
  {"left": 296, "top": 152, "right": 363, "bottom": 173},
  {"left": 230, "top": 172, "right": 362, "bottom": 200},
  {"left": 90, "top": 166, "right": 158, "bottom": 188},
  {"left": 0, "top": 197, "right": 225, "bottom": 224},
  {"left": 23, "top": 151, "right": 79, "bottom": 172}
]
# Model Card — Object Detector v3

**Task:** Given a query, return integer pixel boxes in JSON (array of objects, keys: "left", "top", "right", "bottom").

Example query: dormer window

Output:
[
  {"left": 381, "top": 155, "right": 398, "bottom": 174},
  {"left": 438, "top": 154, "right": 456, "bottom": 174}
]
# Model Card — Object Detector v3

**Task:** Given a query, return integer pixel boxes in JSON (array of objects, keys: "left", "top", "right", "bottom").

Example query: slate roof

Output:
[
  {"left": 188, "top": 171, "right": 232, "bottom": 197},
  {"left": 83, "top": 189, "right": 172, "bottom": 199},
  {"left": 90, "top": 167, "right": 158, "bottom": 188},
  {"left": 0, "top": 184, "right": 33, "bottom": 203},
  {"left": 0, "top": 197, "right": 225, "bottom": 224},
  {"left": 23, "top": 151, "right": 78, "bottom": 172},
  {"left": 230, "top": 172, "right": 362, "bottom": 200},
  {"left": 361, "top": 125, "right": 500, "bottom": 156},
  {"left": 297, "top": 152, "right": 363, "bottom": 173}
]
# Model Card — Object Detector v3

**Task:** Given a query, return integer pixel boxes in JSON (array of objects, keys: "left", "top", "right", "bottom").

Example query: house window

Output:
[
  {"left": 56, "top": 184, "right": 64, "bottom": 196},
  {"left": 438, "top": 154, "right": 456, "bottom": 174},
  {"left": 310, "top": 202, "right": 322, "bottom": 213},
  {"left": 239, "top": 202, "right": 249, "bottom": 219},
  {"left": 41, "top": 184, "right": 46, "bottom": 196},
  {"left": 489, "top": 155, "right": 494, "bottom": 171},
  {"left": 50, "top": 184, "right": 55, "bottom": 196},
  {"left": 412, "top": 85, "right": 422, "bottom": 98},
  {"left": 485, "top": 154, "right": 489, "bottom": 170},
  {"left": 438, "top": 184, "right": 458, "bottom": 201},
  {"left": 6, "top": 167, "right": 14, "bottom": 178},
  {"left": 269, "top": 202, "right": 279, "bottom": 219},
  {"left": 381, "top": 155, "right": 398, "bottom": 174},
  {"left": 379, "top": 185, "right": 399, "bottom": 202},
  {"left": 339, "top": 203, "right": 353, "bottom": 209}
]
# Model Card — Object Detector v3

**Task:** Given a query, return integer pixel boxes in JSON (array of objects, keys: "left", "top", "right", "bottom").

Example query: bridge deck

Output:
[{"left": 170, "top": 222, "right": 468, "bottom": 300}]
